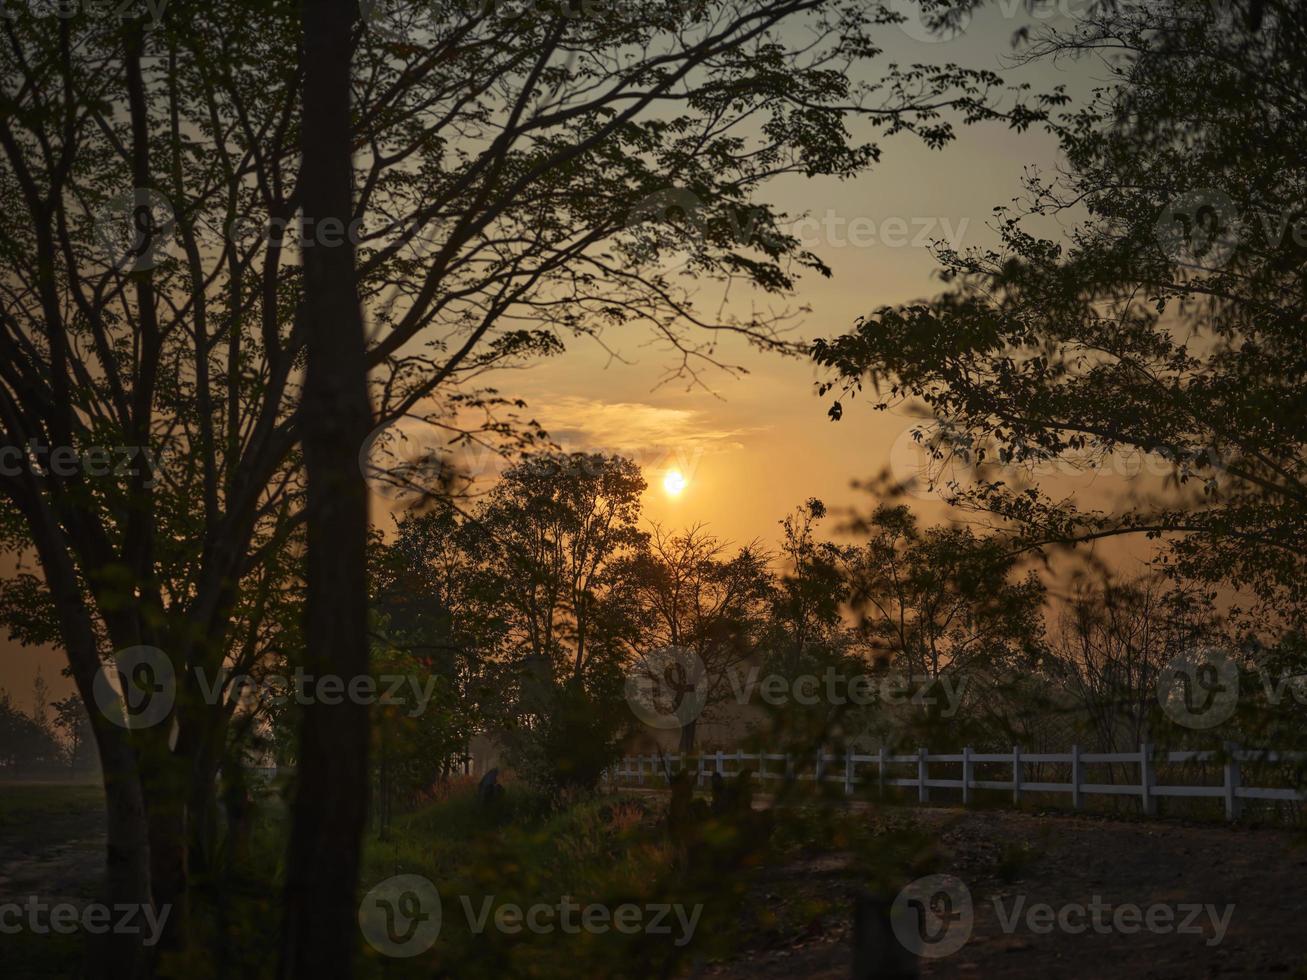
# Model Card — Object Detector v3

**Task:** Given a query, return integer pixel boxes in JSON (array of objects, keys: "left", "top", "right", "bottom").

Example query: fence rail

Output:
[{"left": 607, "top": 744, "right": 1307, "bottom": 822}]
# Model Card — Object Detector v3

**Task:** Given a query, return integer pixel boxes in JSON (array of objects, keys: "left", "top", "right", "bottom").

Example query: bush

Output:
[{"left": 502, "top": 678, "right": 626, "bottom": 795}]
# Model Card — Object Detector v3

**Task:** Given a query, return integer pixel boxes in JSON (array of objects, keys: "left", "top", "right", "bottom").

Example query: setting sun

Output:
[{"left": 662, "top": 469, "right": 688, "bottom": 497}]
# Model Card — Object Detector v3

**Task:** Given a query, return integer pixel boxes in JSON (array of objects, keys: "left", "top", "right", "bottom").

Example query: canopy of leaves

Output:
[{"left": 815, "top": 0, "right": 1307, "bottom": 619}]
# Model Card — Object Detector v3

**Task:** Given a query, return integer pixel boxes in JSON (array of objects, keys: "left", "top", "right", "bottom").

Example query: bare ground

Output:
[
  {"left": 5, "top": 784, "right": 1307, "bottom": 978},
  {"left": 0, "top": 782, "right": 105, "bottom": 904},
  {"left": 702, "top": 806, "right": 1307, "bottom": 979}
]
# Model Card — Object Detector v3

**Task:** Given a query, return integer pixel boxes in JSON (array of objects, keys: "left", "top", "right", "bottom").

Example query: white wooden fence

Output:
[{"left": 608, "top": 744, "right": 1307, "bottom": 822}]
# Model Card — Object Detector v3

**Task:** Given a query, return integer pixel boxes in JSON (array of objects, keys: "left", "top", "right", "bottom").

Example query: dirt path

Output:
[
  {"left": 5, "top": 784, "right": 1306, "bottom": 976},
  {"left": 703, "top": 806, "right": 1307, "bottom": 979},
  {"left": 0, "top": 783, "right": 105, "bottom": 903}
]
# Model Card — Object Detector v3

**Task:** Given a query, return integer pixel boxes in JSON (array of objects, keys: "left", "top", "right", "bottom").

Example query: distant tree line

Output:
[
  {"left": 0, "top": 668, "right": 96, "bottom": 774},
  {"left": 332, "top": 449, "right": 1307, "bottom": 809}
]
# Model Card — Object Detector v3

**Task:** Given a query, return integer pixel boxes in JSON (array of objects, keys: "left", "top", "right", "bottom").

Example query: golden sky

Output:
[
  {"left": 488, "top": 12, "right": 1104, "bottom": 548},
  {"left": 3, "top": 6, "right": 1127, "bottom": 710}
]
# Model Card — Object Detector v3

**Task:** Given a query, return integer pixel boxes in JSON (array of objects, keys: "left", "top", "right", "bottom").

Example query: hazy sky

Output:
[
  {"left": 3, "top": 5, "right": 1128, "bottom": 711},
  {"left": 483, "top": 8, "right": 1110, "bottom": 544}
]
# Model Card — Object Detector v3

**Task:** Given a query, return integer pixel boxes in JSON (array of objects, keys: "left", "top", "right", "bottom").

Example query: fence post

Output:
[
  {"left": 878, "top": 746, "right": 887, "bottom": 798},
  {"left": 845, "top": 751, "right": 855, "bottom": 796},
  {"left": 918, "top": 747, "right": 930, "bottom": 803},
  {"left": 716, "top": 749, "right": 724, "bottom": 776},
  {"left": 1140, "top": 742, "right": 1156, "bottom": 816},
  {"left": 1012, "top": 746, "right": 1022, "bottom": 806},
  {"left": 815, "top": 749, "right": 824, "bottom": 785},
  {"left": 1071, "top": 744, "right": 1081, "bottom": 810},
  {"left": 697, "top": 754, "right": 705, "bottom": 788},
  {"left": 1224, "top": 741, "right": 1242, "bottom": 822},
  {"left": 961, "top": 746, "right": 972, "bottom": 806},
  {"left": 759, "top": 753, "right": 766, "bottom": 782}
]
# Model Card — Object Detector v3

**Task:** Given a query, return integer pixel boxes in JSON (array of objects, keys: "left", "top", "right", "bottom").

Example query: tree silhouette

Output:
[
  {"left": 0, "top": 0, "right": 1057, "bottom": 973},
  {"left": 817, "top": 0, "right": 1307, "bottom": 624},
  {"left": 846, "top": 504, "right": 1044, "bottom": 682},
  {"left": 279, "top": 0, "right": 372, "bottom": 974},
  {"left": 626, "top": 523, "right": 772, "bottom": 751}
]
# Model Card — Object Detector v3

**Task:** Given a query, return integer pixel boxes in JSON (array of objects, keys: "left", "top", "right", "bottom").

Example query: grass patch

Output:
[
  {"left": 357, "top": 788, "right": 703, "bottom": 979},
  {"left": 0, "top": 782, "right": 104, "bottom": 828},
  {"left": 2, "top": 779, "right": 925, "bottom": 979}
]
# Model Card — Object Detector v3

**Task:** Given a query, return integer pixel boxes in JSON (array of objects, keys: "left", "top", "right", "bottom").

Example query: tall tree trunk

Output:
[
  {"left": 96, "top": 730, "right": 154, "bottom": 980},
  {"left": 26, "top": 516, "right": 153, "bottom": 979},
  {"left": 280, "top": 1, "right": 372, "bottom": 977},
  {"left": 143, "top": 764, "right": 189, "bottom": 953}
]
